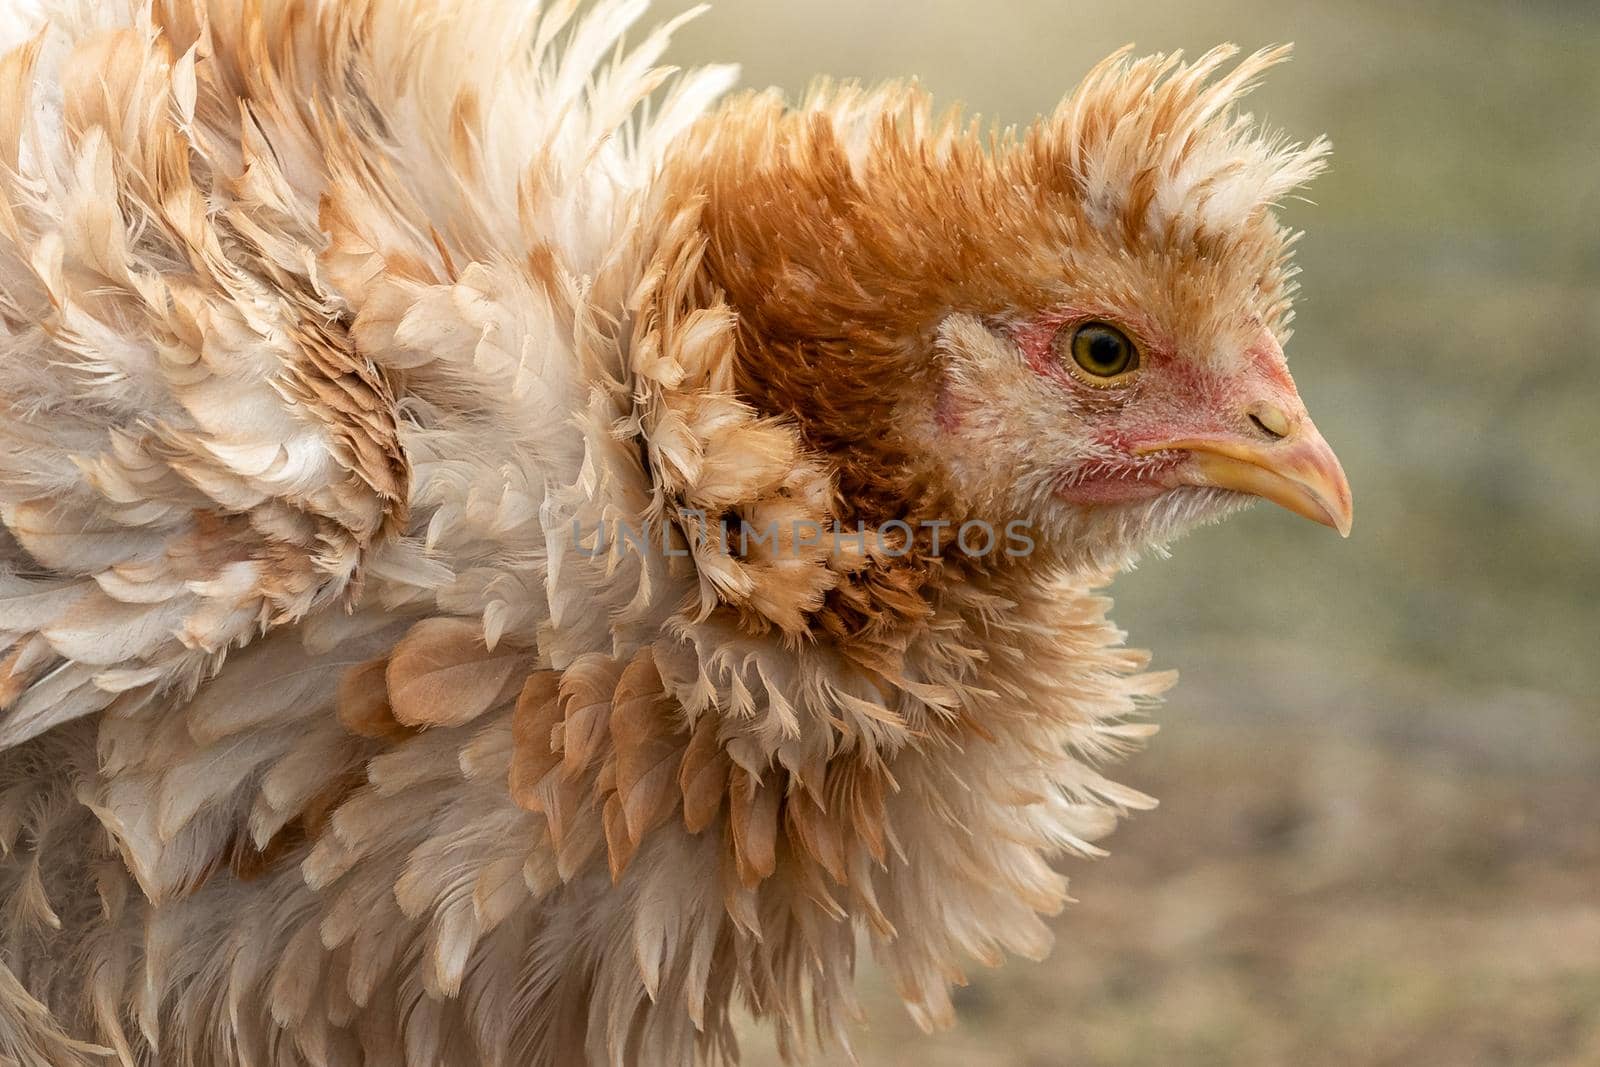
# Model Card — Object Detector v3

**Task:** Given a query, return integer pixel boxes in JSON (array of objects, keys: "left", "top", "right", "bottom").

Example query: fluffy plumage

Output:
[{"left": 0, "top": 1, "right": 1347, "bottom": 1064}]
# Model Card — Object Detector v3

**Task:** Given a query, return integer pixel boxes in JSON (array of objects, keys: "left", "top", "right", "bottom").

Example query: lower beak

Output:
[{"left": 1140, "top": 419, "right": 1354, "bottom": 536}]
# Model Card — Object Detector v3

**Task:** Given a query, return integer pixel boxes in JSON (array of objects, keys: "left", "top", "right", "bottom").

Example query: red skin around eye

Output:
[
  {"left": 1010, "top": 309, "right": 1175, "bottom": 387},
  {"left": 1011, "top": 315, "right": 1076, "bottom": 387},
  {"left": 1007, "top": 310, "right": 1230, "bottom": 506}
]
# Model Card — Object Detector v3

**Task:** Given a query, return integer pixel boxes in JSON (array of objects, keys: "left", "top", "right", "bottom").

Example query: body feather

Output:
[{"left": 0, "top": 1, "right": 1331, "bottom": 1063}]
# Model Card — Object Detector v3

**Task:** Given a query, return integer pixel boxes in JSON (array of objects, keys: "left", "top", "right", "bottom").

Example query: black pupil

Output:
[{"left": 1088, "top": 331, "right": 1123, "bottom": 369}]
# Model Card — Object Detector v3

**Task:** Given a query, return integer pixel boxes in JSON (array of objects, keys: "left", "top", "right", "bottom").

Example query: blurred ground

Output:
[{"left": 654, "top": 0, "right": 1600, "bottom": 1063}]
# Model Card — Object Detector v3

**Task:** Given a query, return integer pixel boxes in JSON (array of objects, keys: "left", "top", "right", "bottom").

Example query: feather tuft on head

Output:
[{"left": 1044, "top": 45, "right": 1329, "bottom": 248}]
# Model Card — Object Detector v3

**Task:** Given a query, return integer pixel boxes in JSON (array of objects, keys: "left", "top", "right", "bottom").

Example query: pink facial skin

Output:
[
  {"left": 1009, "top": 310, "right": 1291, "bottom": 507},
  {"left": 933, "top": 380, "right": 963, "bottom": 433}
]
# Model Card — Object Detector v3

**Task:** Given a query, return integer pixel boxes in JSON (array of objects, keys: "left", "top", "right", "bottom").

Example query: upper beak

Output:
[{"left": 1139, "top": 408, "right": 1354, "bottom": 537}]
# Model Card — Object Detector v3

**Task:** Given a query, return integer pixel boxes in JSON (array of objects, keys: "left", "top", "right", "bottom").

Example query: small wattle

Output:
[{"left": 1054, "top": 457, "right": 1184, "bottom": 505}]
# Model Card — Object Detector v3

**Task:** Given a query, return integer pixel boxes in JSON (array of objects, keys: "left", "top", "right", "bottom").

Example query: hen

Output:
[{"left": 0, "top": 1, "right": 1351, "bottom": 1064}]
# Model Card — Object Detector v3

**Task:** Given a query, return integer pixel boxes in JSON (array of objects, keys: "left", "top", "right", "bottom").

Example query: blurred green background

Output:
[{"left": 656, "top": 0, "right": 1600, "bottom": 1063}]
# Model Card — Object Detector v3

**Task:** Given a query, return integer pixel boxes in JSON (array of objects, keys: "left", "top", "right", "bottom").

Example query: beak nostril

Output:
[
  {"left": 1249, "top": 411, "right": 1288, "bottom": 441},
  {"left": 1247, "top": 403, "right": 1292, "bottom": 441}
]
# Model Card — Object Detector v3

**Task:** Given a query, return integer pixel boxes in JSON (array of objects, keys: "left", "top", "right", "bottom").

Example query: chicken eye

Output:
[{"left": 1067, "top": 322, "right": 1138, "bottom": 381}]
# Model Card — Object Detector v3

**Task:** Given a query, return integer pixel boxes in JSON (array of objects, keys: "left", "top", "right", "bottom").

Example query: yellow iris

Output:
[{"left": 1067, "top": 322, "right": 1139, "bottom": 381}]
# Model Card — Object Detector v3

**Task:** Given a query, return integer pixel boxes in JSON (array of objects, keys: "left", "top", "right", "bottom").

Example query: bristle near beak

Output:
[{"left": 1139, "top": 415, "right": 1353, "bottom": 536}]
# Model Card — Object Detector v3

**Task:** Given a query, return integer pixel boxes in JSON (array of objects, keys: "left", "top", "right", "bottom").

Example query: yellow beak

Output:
[{"left": 1139, "top": 414, "right": 1354, "bottom": 537}]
